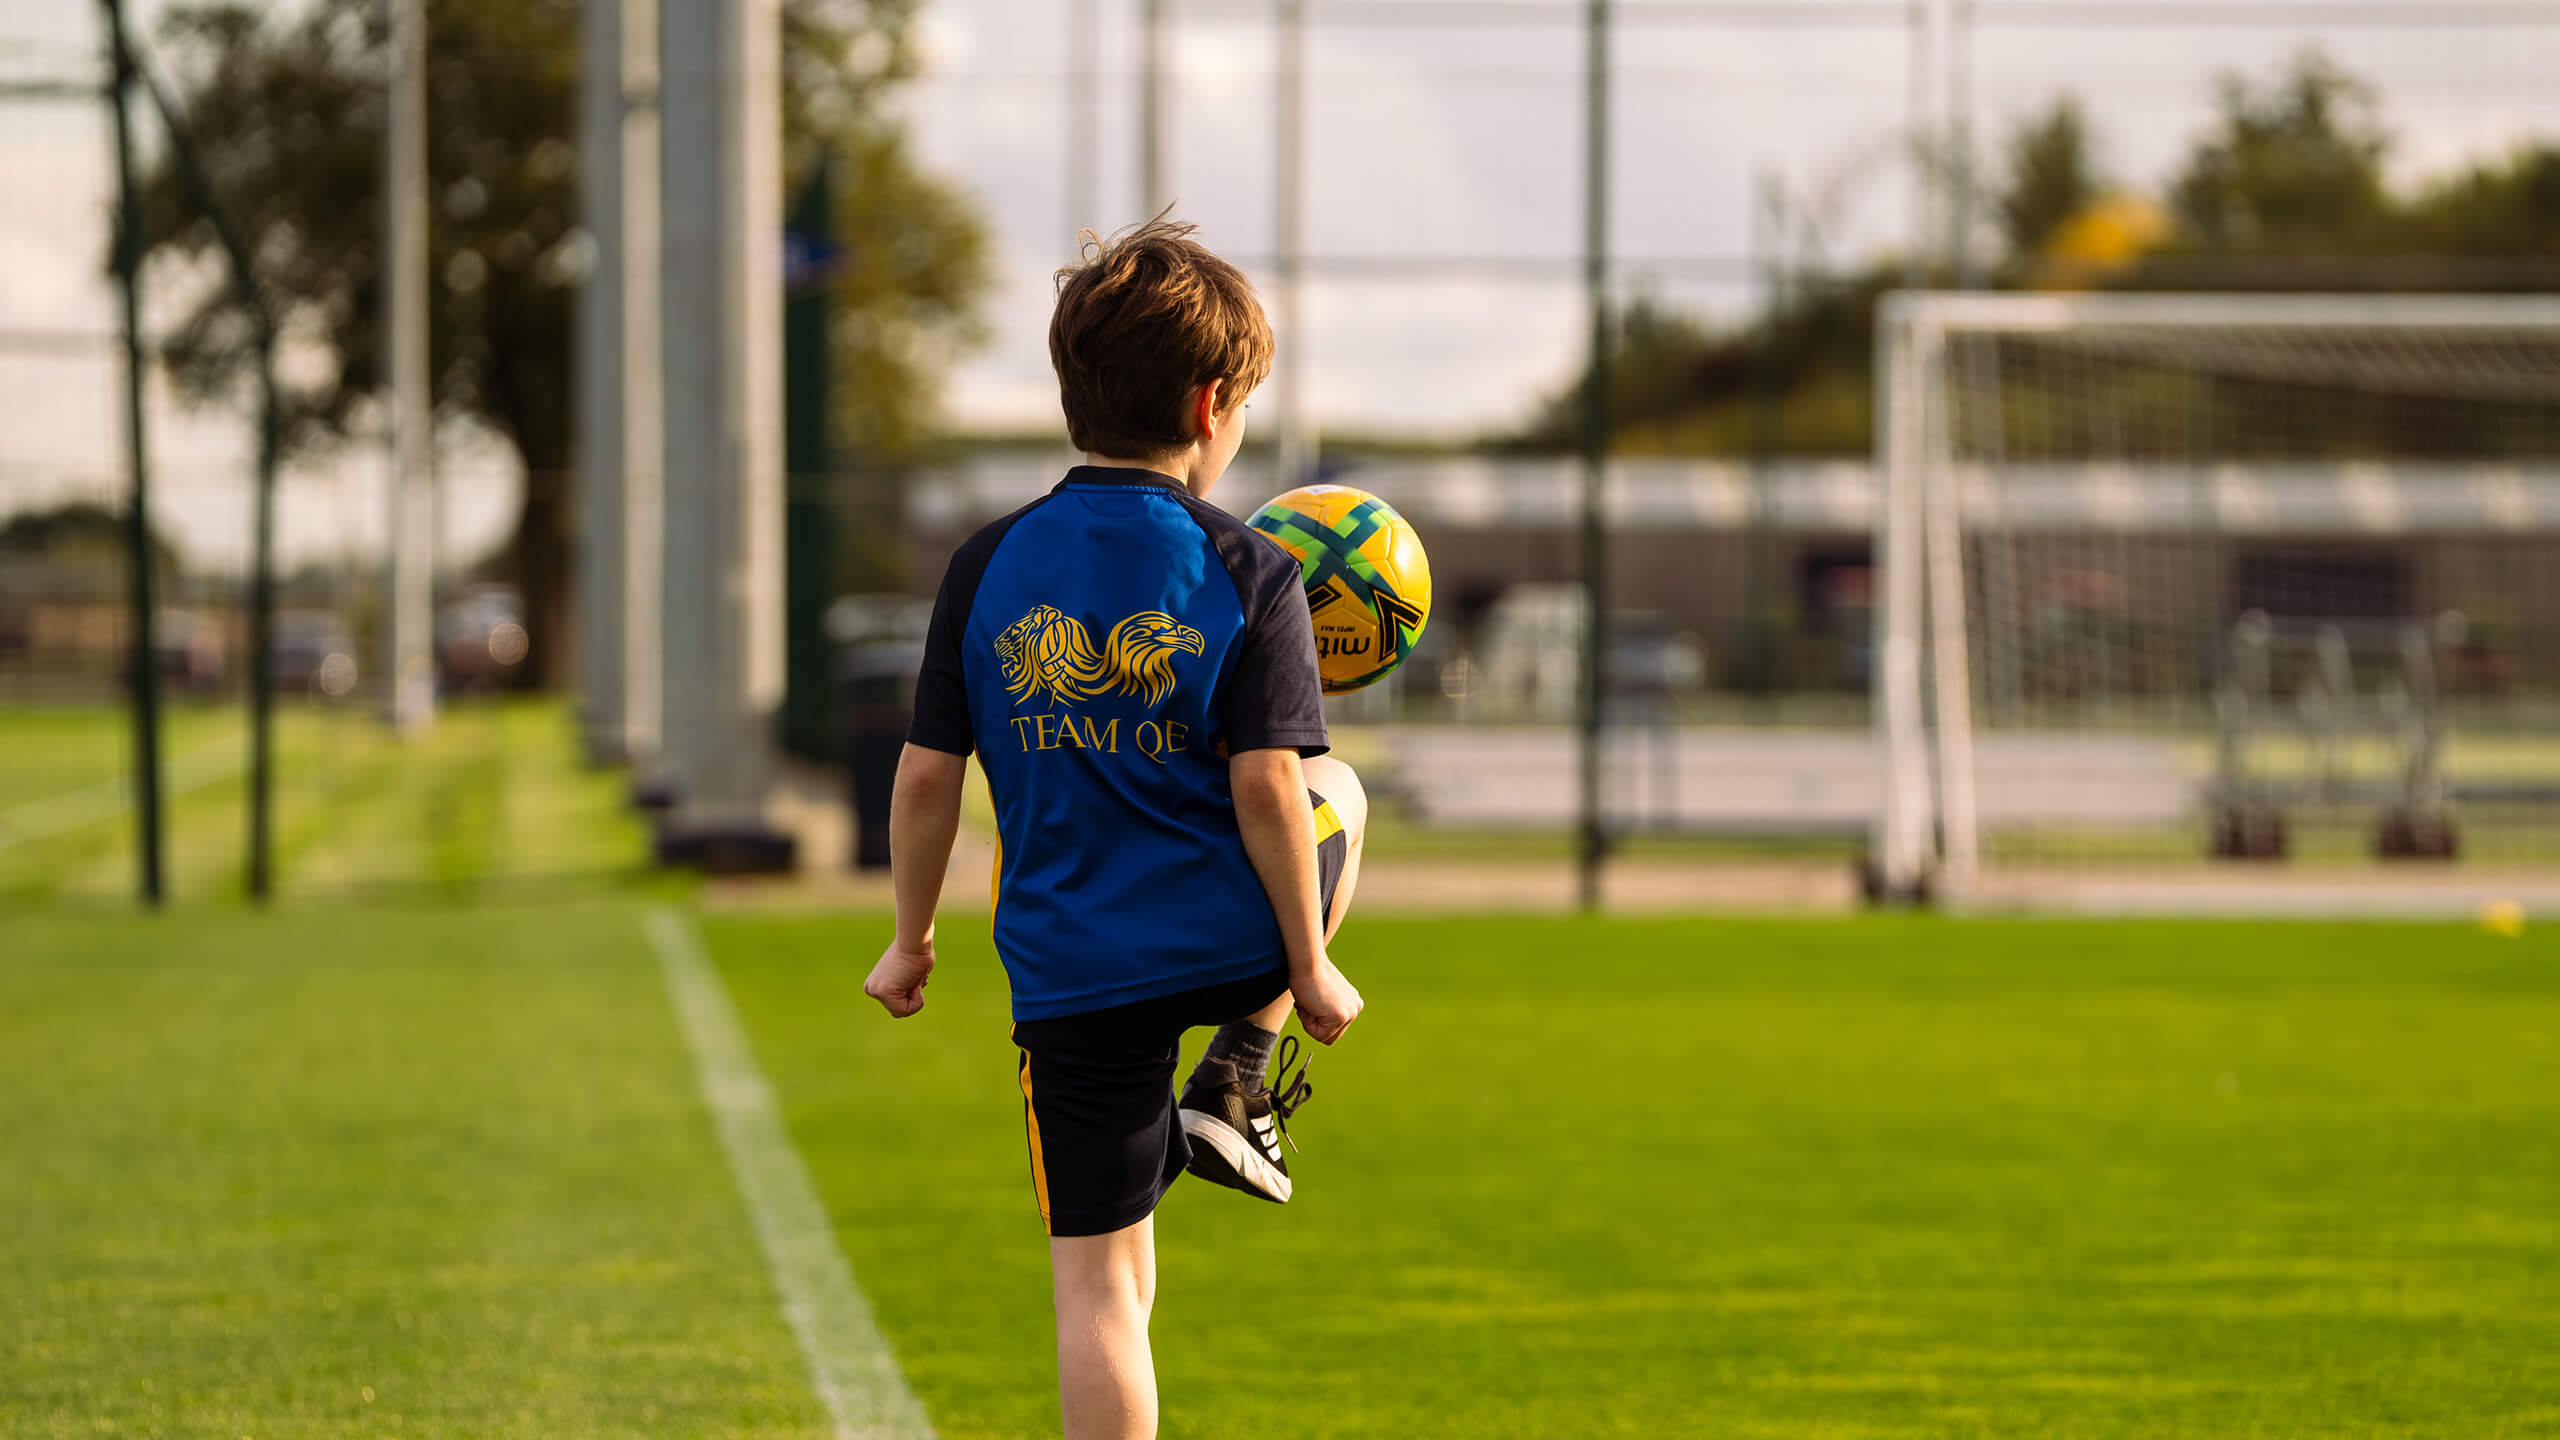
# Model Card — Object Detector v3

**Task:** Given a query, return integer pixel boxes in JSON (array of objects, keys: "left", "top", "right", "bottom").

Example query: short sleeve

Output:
[
  {"left": 906, "top": 566, "right": 974, "bottom": 756},
  {"left": 1219, "top": 573, "right": 1330, "bottom": 756},
  {"left": 905, "top": 500, "right": 1044, "bottom": 757}
]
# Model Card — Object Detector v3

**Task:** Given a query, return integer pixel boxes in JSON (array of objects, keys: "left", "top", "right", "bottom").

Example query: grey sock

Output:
[{"left": 1202, "top": 1020, "right": 1280, "bottom": 1085}]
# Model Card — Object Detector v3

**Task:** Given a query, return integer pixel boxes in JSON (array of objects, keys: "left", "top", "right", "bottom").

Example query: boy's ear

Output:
[{"left": 1191, "top": 378, "right": 1229, "bottom": 438}]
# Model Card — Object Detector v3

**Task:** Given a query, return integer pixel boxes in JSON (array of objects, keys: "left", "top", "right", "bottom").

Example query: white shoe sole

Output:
[{"left": 1179, "top": 1108, "right": 1293, "bottom": 1203}]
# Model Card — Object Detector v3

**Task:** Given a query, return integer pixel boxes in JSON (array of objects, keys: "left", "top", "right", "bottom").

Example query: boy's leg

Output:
[
  {"left": 1013, "top": 1003, "right": 1191, "bottom": 1438},
  {"left": 1051, "top": 1219, "right": 1158, "bottom": 1440},
  {"left": 1237, "top": 752, "right": 1369, "bottom": 1036},
  {"left": 1305, "top": 752, "right": 1371, "bottom": 944}
]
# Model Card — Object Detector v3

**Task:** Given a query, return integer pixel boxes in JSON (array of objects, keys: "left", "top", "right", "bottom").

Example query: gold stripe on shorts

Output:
[
  {"left": 1311, "top": 796, "right": 1344, "bottom": 845},
  {"left": 1013, "top": 1030, "right": 1051, "bottom": 1229}
]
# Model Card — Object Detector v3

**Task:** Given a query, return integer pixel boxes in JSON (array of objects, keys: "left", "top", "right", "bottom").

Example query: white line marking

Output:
[
  {"left": 646, "top": 905, "right": 938, "bottom": 1440},
  {"left": 0, "top": 740, "right": 242, "bottom": 851}
]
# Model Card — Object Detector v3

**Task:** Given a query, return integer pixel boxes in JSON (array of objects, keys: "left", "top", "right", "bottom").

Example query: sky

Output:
[
  {"left": 2, "top": 0, "right": 2556, "bottom": 570},
  {"left": 908, "top": 0, "right": 2560, "bottom": 436}
]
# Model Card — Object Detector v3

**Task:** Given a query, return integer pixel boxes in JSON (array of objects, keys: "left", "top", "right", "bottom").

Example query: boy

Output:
[{"left": 861, "top": 217, "right": 1369, "bottom": 1440}]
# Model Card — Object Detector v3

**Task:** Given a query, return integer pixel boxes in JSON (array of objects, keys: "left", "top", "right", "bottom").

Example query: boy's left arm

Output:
[
  {"left": 1219, "top": 543, "right": 1359, "bottom": 1042},
  {"left": 1231, "top": 747, "right": 1364, "bottom": 1044},
  {"left": 863, "top": 747, "right": 968, "bottom": 1019}
]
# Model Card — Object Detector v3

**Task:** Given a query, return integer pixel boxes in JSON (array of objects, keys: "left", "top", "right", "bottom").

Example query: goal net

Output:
[{"left": 1873, "top": 294, "right": 2560, "bottom": 899}]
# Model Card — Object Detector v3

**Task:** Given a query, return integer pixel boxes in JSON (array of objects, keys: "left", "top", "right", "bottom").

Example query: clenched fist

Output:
[
  {"left": 863, "top": 937, "right": 936, "bottom": 1019},
  {"left": 1290, "top": 952, "right": 1363, "bottom": 1045}
]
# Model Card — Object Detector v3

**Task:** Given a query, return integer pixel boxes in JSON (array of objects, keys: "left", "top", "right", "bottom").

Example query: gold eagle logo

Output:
[
  {"left": 1101, "top": 611, "right": 1205, "bottom": 706},
  {"left": 996, "top": 606, "right": 1204, "bottom": 710}
]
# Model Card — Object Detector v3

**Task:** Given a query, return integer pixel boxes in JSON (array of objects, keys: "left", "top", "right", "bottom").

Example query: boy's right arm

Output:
[
  {"left": 863, "top": 742, "right": 968, "bottom": 1019},
  {"left": 869, "top": 540, "right": 979, "bottom": 1020}
]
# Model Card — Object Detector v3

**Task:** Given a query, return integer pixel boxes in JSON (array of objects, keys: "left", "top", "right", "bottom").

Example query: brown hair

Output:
[{"left": 1050, "top": 215, "right": 1273, "bottom": 460}]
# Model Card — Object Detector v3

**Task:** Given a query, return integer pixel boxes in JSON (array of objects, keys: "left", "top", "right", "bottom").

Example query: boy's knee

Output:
[
  {"left": 1051, "top": 1235, "right": 1155, "bottom": 1314},
  {"left": 1302, "top": 754, "right": 1368, "bottom": 840},
  {"left": 1055, "top": 1267, "right": 1154, "bottom": 1322}
]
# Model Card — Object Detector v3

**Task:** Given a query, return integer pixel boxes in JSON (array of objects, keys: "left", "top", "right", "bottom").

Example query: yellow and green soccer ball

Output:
[{"left": 1248, "top": 483, "right": 1432, "bottom": 694}]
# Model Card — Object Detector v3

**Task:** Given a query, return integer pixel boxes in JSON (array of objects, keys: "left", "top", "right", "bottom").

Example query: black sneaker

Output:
[{"left": 1177, "top": 1035, "right": 1313, "bottom": 1204}]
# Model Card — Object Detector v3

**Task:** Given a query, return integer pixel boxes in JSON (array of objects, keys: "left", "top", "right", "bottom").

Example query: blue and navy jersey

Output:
[{"left": 907, "top": 466, "right": 1329, "bottom": 1021}]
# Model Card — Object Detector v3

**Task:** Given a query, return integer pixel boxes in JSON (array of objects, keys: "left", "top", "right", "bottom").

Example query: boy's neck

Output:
[{"left": 1085, "top": 451, "right": 1213, "bottom": 500}]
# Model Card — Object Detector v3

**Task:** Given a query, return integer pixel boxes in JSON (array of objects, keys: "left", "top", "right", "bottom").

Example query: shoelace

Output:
[{"left": 1264, "top": 1034, "right": 1313, "bottom": 1155}]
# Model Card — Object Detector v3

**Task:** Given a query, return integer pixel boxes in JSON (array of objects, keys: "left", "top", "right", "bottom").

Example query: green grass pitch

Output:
[
  {"left": 7, "top": 877, "right": 2559, "bottom": 1431},
  {"left": 4, "top": 903, "right": 833, "bottom": 1439},
  {"left": 5, "top": 686, "right": 2560, "bottom": 1440},
  {"left": 0, "top": 702, "right": 646, "bottom": 905},
  {"left": 713, "top": 912, "right": 2560, "bottom": 1438}
]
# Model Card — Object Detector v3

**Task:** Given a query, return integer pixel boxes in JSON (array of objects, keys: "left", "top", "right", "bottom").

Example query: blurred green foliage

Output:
[
  {"left": 1999, "top": 97, "right": 2101, "bottom": 261},
  {"left": 1516, "top": 51, "right": 2560, "bottom": 458},
  {"left": 132, "top": 0, "right": 988, "bottom": 682}
]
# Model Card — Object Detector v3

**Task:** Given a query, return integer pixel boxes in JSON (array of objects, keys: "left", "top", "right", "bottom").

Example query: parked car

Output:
[
  {"left": 272, "top": 610, "right": 359, "bottom": 699},
  {"left": 438, "top": 585, "right": 529, "bottom": 690}
]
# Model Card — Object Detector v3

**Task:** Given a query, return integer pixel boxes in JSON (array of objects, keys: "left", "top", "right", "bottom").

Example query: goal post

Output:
[{"left": 1874, "top": 292, "right": 2560, "bottom": 901}]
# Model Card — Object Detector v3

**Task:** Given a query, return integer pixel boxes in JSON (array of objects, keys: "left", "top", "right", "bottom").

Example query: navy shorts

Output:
[{"left": 1010, "top": 790, "right": 1348, "bottom": 1236}]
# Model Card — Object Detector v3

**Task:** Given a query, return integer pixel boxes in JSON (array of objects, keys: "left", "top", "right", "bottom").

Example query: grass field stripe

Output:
[
  {"left": 647, "top": 906, "right": 939, "bottom": 1440},
  {"left": 0, "top": 739, "right": 241, "bottom": 851}
]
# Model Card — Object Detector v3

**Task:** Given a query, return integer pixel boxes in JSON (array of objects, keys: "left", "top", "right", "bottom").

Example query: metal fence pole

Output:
[
  {"left": 1576, "top": 0, "right": 1612, "bottom": 911},
  {"left": 101, "top": 0, "right": 163, "bottom": 907},
  {"left": 384, "top": 0, "right": 436, "bottom": 736},
  {"left": 134, "top": 49, "right": 282, "bottom": 901},
  {"left": 1273, "top": 0, "right": 1314, "bottom": 488},
  {"left": 1140, "top": 0, "right": 1172, "bottom": 216}
]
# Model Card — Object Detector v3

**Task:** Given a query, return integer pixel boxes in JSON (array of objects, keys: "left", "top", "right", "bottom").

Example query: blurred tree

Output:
[
  {"left": 2410, "top": 144, "right": 2560, "bottom": 258},
  {"left": 1511, "top": 298, "right": 1714, "bottom": 449},
  {"left": 1507, "top": 280, "right": 1890, "bottom": 458},
  {"left": 1998, "top": 98, "right": 2101, "bottom": 263},
  {"left": 2167, "top": 51, "right": 2395, "bottom": 253},
  {"left": 0, "top": 502, "right": 186, "bottom": 603},
  {"left": 1, "top": 502, "right": 182, "bottom": 571},
  {"left": 1518, "top": 53, "right": 2558, "bottom": 457},
  {"left": 133, "top": 0, "right": 987, "bottom": 687}
]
